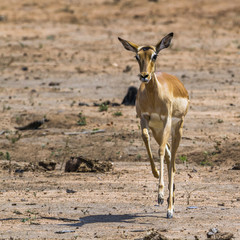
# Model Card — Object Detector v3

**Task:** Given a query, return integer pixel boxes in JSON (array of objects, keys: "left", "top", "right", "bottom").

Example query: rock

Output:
[
  {"left": 142, "top": 229, "right": 178, "bottom": 240},
  {"left": 55, "top": 230, "right": 75, "bottom": 234},
  {"left": 232, "top": 163, "right": 240, "bottom": 170},
  {"left": 65, "top": 156, "right": 113, "bottom": 173},
  {"left": 66, "top": 189, "right": 76, "bottom": 194},
  {"left": 48, "top": 82, "right": 60, "bottom": 86},
  {"left": 15, "top": 118, "right": 49, "bottom": 130},
  {"left": 123, "top": 65, "right": 132, "bottom": 73},
  {"left": 78, "top": 102, "right": 89, "bottom": 106},
  {"left": 21, "top": 66, "right": 28, "bottom": 71},
  {"left": 121, "top": 86, "right": 137, "bottom": 106},
  {"left": 93, "top": 100, "right": 120, "bottom": 107},
  {"left": 38, "top": 161, "right": 56, "bottom": 171},
  {"left": 207, "top": 228, "right": 234, "bottom": 240}
]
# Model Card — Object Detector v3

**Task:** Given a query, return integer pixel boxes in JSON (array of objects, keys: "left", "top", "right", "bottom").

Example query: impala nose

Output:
[{"left": 140, "top": 73, "right": 150, "bottom": 82}]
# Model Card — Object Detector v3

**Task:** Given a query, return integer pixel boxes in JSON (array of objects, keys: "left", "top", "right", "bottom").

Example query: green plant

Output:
[
  {"left": 77, "top": 113, "right": 86, "bottom": 126},
  {"left": 2, "top": 105, "right": 11, "bottom": 112},
  {"left": 113, "top": 111, "right": 122, "bottom": 117},
  {"left": 0, "top": 151, "right": 10, "bottom": 161},
  {"left": 46, "top": 35, "right": 55, "bottom": 40},
  {"left": 15, "top": 115, "right": 23, "bottom": 124},
  {"left": 213, "top": 140, "right": 221, "bottom": 154},
  {"left": 200, "top": 151, "right": 212, "bottom": 166},
  {"left": 5, "top": 152, "right": 10, "bottom": 161},
  {"left": 6, "top": 133, "right": 22, "bottom": 144},
  {"left": 70, "top": 100, "right": 76, "bottom": 107},
  {"left": 179, "top": 155, "right": 188, "bottom": 163},
  {"left": 99, "top": 103, "right": 108, "bottom": 112},
  {"left": 200, "top": 159, "right": 212, "bottom": 166},
  {"left": 136, "top": 154, "right": 142, "bottom": 160},
  {"left": 13, "top": 210, "right": 22, "bottom": 215},
  {"left": 21, "top": 217, "right": 30, "bottom": 223}
]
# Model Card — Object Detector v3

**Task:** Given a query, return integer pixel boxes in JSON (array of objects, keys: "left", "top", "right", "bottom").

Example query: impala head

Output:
[{"left": 118, "top": 33, "right": 174, "bottom": 83}]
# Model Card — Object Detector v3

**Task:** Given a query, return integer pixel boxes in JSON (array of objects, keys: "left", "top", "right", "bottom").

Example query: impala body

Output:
[{"left": 118, "top": 33, "right": 189, "bottom": 218}]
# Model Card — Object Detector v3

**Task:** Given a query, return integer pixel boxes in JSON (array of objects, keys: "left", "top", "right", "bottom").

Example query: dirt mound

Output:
[
  {"left": 185, "top": 141, "right": 240, "bottom": 166},
  {"left": 142, "top": 229, "right": 180, "bottom": 240},
  {"left": 65, "top": 156, "right": 113, "bottom": 173},
  {"left": 0, "top": 160, "right": 56, "bottom": 173},
  {"left": 1, "top": 161, "right": 39, "bottom": 173}
]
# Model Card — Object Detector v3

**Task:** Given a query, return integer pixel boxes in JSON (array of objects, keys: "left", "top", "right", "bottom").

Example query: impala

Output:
[{"left": 118, "top": 33, "right": 189, "bottom": 218}]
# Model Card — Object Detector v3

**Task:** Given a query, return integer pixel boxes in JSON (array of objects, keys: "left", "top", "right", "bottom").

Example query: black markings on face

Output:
[{"left": 140, "top": 46, "right": 154, "bottom": 52}]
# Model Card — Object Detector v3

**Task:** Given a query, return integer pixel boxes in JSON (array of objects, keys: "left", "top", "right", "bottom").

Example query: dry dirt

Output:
[{"left": 0, "top": 0, "right": 240, "bottom": 239}]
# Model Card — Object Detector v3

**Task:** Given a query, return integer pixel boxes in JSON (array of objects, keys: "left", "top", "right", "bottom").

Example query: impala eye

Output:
[
  {"left": 135, "top": 55, "right": 140, "bottom": 61},
  {"left": 152, "top": 54, "right": 158, "bottom": 61}
]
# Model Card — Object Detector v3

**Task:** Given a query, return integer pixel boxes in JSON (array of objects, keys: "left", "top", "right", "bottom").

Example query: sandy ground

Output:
[{"left": 0, "top": 0, "right": 239, "bottom": 239}]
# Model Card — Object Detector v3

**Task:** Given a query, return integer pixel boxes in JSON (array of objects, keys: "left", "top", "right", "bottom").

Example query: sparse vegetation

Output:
[
  {"left": 21, "top": 218, "right": 30, "bottom": 223},
  {"left": 60, "top": 138, "right": 72, "bottom": 170},
  {"left": 0, "top": 151, "right": 11, "bottom": 174},
  {"left": 113, "top": 111, "right": 122, "bottom": 117},
  {"left": 2, "top": 105, "right": 11, "bottom": 112},
  {"left": 99, "top": 103, "right": 108, "bottom": 112},
  {"left": 6, "top": 132, "right": 22, "bottom": 144},
  {"left": 136, "top": 154, "right": 142, "bottom": 160},
  {"left": 0, "top": 151, "right": 11, "bottom": 161},
  {"left": 179, "top": 155, "right": 188, "bottom": 164},
  {"left": 200, "top": 159, "right": 212, "bottom": 166},
  {"left": 5, "top": 152, "right": 10, "bottom": 161},
  {"left": 213, "top": 140, "right": 221, "bottom": 154},
  {"left": 77, "top": 112, "right": 87, "bottom": 126},
  {"left": 70, "top": 100, "right": 76, "bottom": 107},
  {"left": 200, "top": 151, "right": 212, "bottom": 166}
]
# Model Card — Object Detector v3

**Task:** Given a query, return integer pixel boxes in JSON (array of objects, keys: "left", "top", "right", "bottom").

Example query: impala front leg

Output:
[{"left": 140, "top": 116, "right": 159, "bottom": 179}]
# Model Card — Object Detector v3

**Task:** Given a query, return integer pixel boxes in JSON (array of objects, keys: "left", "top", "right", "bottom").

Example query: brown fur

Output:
[{"left": 136, "top": 72, "right": 189, "bottom": 118}]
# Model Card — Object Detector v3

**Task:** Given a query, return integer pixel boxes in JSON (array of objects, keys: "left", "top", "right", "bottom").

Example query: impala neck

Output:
[{"left": 145, "top": 72, "right": 159, "bottom": 91}]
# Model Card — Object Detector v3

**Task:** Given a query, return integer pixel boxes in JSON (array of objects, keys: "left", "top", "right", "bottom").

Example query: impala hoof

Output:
[
  {"left": 167, "top": 210, "right": 173, "bottom": 219},
  {"left": 158, "top": 194, "right": 164, "bottom": 205},
  {"left": 153, "top": 170, "right": 159, "bottom": 179}
]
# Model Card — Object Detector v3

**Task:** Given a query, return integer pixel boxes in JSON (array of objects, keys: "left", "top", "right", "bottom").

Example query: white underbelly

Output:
[
  {"left": 148, "top": 113, "right": 181, "bottom": 131},
  {"left": 149, "top": 113, "right": 164, "bottom": 129}
]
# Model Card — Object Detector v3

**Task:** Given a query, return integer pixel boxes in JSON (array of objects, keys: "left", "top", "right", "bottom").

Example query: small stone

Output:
[{"left": 21, "top": 66, "right": 28, "bottom": 71}]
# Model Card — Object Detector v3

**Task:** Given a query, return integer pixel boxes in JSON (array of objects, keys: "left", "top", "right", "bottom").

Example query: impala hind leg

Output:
[
  {"left": 157, "top": 143, "right": 171, "bottom": 205},
  {"left": 157, "top": 146, "right": 165, "bottom": 205},
  {"left": 141, "top": 117, "right": 159, "bottom": 179},
  {"left": 167, "top": 118, "right": 184, "bottom": 219},
  {"left": 165, "top": 143, "right": 175, "bottom": 211}
]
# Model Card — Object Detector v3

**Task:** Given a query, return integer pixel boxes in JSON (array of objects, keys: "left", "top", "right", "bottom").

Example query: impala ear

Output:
[
  {"left": 155, "top": 32, "right": 174, "bottom": 54},
  {"left": 118, "top": 37, "right": 139, "bottom": 53}
]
